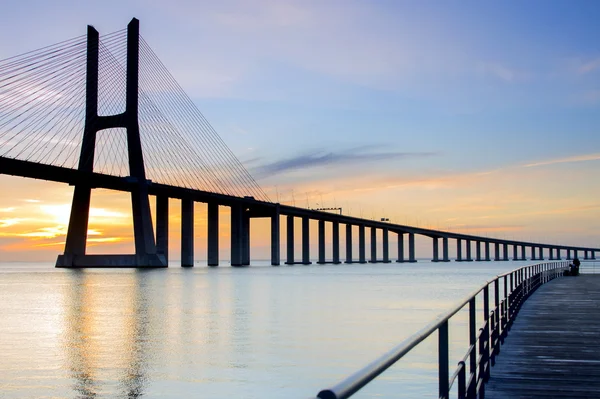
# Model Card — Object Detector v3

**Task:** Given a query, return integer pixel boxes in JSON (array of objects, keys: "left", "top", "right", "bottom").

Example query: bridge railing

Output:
[{"left": 313, "top": 261, "right": 568, "bottom": 399}]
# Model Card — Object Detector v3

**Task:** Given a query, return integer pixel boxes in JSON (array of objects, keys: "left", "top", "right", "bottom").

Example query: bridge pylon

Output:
[{"left": 56, "top": 18, "right": 166, "bottom": 268}]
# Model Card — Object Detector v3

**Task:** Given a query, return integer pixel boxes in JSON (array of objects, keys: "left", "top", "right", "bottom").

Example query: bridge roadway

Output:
[
  {"left": 486, "top": 274, "right": 600, "bottom": 398},
  {"left": 1, "top": 155, "right": 598, "bottom": 265}
]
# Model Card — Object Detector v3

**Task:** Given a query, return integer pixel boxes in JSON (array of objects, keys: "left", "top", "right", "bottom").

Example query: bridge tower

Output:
[{"left": 56, "top": 19, "right": 165, "bottom": 267}]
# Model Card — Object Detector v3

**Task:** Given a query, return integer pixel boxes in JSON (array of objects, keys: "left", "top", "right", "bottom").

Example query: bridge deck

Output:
[{"left": 486, "top": 274, "right": 600, "bottom": 398}]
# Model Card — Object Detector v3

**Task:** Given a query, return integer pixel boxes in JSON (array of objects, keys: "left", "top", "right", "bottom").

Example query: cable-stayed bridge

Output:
[{"left": 0, "top": 18, "right": 597, "bottom": 267}]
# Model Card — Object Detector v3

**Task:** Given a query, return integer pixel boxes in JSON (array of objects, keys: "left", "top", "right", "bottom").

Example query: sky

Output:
[{"left": 0, "top": 0, "right": 599, "bottom": 261}]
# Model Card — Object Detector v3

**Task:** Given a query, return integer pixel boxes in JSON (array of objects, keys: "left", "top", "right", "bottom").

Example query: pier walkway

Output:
[{"left": 486, "top": 275, "right": 600, "bottom": 398}]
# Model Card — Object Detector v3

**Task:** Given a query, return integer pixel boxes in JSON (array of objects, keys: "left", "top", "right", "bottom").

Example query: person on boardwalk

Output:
[{"left": 569, "top": 258, "right": 581, "bottom": 276}]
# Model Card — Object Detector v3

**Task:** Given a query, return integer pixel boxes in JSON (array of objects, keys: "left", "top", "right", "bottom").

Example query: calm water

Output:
[{"left": 0, "top": 260, "right": 531, "bottom": 398}]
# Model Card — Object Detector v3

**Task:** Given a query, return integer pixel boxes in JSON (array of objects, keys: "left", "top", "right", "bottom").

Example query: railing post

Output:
[
  {"left": 493, "top": 278, "right": 500, "bottom": 361},
  {"left": 439, "top": 320, "right": 449, "bottom": 398},
  {"left": 483, "top": 285, "right": 490, "bottom": 381}
]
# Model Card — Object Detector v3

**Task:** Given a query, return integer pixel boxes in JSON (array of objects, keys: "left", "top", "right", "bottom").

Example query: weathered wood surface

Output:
[{"left": 486, "top": 274, "right": 600, "bottom": 398}]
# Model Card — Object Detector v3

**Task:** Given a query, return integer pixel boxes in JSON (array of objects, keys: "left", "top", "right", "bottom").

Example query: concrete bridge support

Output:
[
  {"left": 574, "top": 250, "right": 579, "bottom": 259},
  {"left": 318, "top": 220, "right": 326, "bottom": 264},
  {"left": 566, "top": 249, "right": 572, "bottom": 260},
  {"left": 181, "top": 199, "right": 194, "bottom": 267},
  {"left": 408, "top": 233, "right": 416, "bottom": 262},
  {"left": 230, "top": 204, "right": 243, "bottom": 267},
  {"left": 456, "top": 239, "right": 463, "bottom": 261},
  {"left": 521, "top": 245, "right": 526, "bottom": 260},
  {"left": 503, "top": 243, "right": 509, "bottom": 261},
  {"left": 538, "top": 246, "right": 544, "bottom": 260},
  {"left": 592, "top": 251, "right": 596, "bottom": 260},
  {"left": 531, "top": 246, "right": 537, "bottom": 261},
  {"left": 555, "top": 248, "right": 561, "bottom": 260},
  {"left": 382, "top": 228, "right": 390, "bottom": 263},
  {"left": 359, "top": 225, "right": 366, "bottom": 263},
  {"left": 494, "top": 243, "right": 501, "bottom": 261},
  {"left": 442, "top": 237, "right": 450, "bottom": 262},
  {"left": 396, "top": 232, "right": 404, "bottom": 263},
  {"left": 466, "top": 240, "right": 472, "bottom": 261},
  {"left": 156, "top": 196, "right": 168, "bottom": 264},
  {"left": 345, "top": 224, "right": 353, "bottom": 263},
  {"left": 370, "top": 227, "right": 377, "bottom": 263},
  {"left": 332, "top": 221, "right": 340, "bottom": 264},
  {"left": 270, "top": 207, "right": 280, "bottom": 265},
  {"left": 286, "top": 215, "right": 294, "bottom": 264},
  {"left": 432, "top": 237, "right": 439, "bottom": 262},
  {"left": 549, "top": 248, "right": 555, "bottom": 260},
  {"left": 485, "top": 242, "right": 491, "bottom": 261},
  {"left": 476, "top": 241, "right": 482, "bottom": 261},
  {"left": 302, "top": 216, "right": 311, "bottom": 265},
  {"left": 512, "top": 244, "right": 518, "bottom": 261},
  {"left": 584, "top": 250, "right": 589, "bottom": 260},
  {"left": 241, "top": 212, "right": 250, "bottom": 266},
  {"left": 207, "top": 202, "right": 218, "bottom": 266}
]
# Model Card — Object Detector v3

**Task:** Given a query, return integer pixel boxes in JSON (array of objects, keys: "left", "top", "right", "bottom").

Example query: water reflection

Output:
[{"left": 63, "top": 270, "right": 153, "bottom": 398}]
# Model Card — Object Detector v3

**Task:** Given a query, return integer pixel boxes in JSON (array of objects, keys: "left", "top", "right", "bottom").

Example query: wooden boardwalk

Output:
[{"left": 485, "top": 274, "right": 600, "bottom": 398}]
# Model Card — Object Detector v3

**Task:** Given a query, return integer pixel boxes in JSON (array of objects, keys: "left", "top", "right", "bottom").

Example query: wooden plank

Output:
[{"left": 486, "top": 275, "right": 600, "bottom": 398}]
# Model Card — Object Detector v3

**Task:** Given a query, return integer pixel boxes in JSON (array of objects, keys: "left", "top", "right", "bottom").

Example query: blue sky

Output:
[{"left": 0, "top": 0, "right": 599, "bottom": 258}]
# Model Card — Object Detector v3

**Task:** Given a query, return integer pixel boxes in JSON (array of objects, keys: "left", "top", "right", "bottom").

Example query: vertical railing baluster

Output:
[
  {"left": 468, "top": 297, "right": 476, "bottom": 398},
  {"left": 483, "top": 285, "right": 490, "bottom": 381},
  {"left": 458, "top": 362, "right": 466, "bottom": 399},
  {"left": 439, "top": 321, "right": 449, "bottom": 399}
]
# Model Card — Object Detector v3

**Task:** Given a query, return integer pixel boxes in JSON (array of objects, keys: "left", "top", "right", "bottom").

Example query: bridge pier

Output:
[
  {"left": 432, "top": 237, "right": 439, "bottom": 262},
  {"left": 549, "top": 247, "right": 555, "bottom": 260},
  {"left": 382, "top": 228, "right": 390, "bottom": 263},
  {"left": 370, "top": 227, "right": 377, "bottom": 263},
  {"left": 332, "top": 221, "right": 340, "bottom": 264},
  {"left": 318, "top": 220, "right": 326, "bottom": 264},
  {"left": 181, "top": 199, "right": 194, "bottom": 267},
  {"left": 396, "top": 232, "right": 404, "bottom": 263},
  {"left": 521, "top": 245, "right": 526, "bottom": 260},
  {"left": 345, "top": 224, "right": 353, "bottom": 263},
  {"left": 230, "top": 204, "right": 243, "bottom": 266},
  {"left": 286, "top": 215, "right": 294, "bottom": 264},
  {"left": 512, "top": 244, "right": 518, "bottom": 261},
  {"left": 207, "top": 202, "right": 218, "bottom": 266},
  {"left": 485, "top": 242, "right": 491, "bottom": 261},
  {"left": 574, "top": 249, "right": 579, "bottom": 259},
  {"left": 465, "top": 239, "right": 473, "bottom": 261},
  {"left": 408, "top": 233, "right": 416, "bottom": 262},
  {"left": 442, "top": 237, "right": 450, "bottom": 262},
  {"left": 476, "top": 241, "right": 482, "bottom": 261},
  {"left": 359, "top": 225, "right": 366, "bottom": 263},
  {"left": 531, "top": 246, "right": 537, "bottom": 260},
  {"left": 156, "top": 196, "right": 169, "bottom": 264},
  {"left": 538, "top": 246, "right": 544, "bottom": 260},
  {"left": 502, "top": 243, "right": 509, "bottom": 261},
  {"left": 456, "top": 239, "right": 463, "bottom": 262},
  {"left": 494, "top": 242, "right": 501, "bottom": 261},
  {"left": 242, "top": 211, "right": 250, "bottom": 265},
  {"left": 271, "top": 207, "right": 280, "bottom": 265},
  {"left": 584, "top": 250, "right": 589, "bottom": 260},
  {"left": 302, "top": 217, "right": 311, "bottom": 265}
]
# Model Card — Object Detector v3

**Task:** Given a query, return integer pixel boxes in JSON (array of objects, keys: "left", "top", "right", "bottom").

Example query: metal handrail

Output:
[{"left": 313, "top": 261, "right": 568, "bottom": 399}]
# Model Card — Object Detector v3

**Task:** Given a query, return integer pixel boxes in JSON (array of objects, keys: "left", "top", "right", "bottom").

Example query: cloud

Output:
[
  {"left": 254, "top": 147, "right": 437, "bottom": 177},
  {"left": 476, "top": 62, "right": 521, "bottom": 82},
  {"left": 523, "top": 153, "right": 600, "bottom": 168},
  {"left": 578, "top": 57, "right": 600, "bottom": 74}
]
